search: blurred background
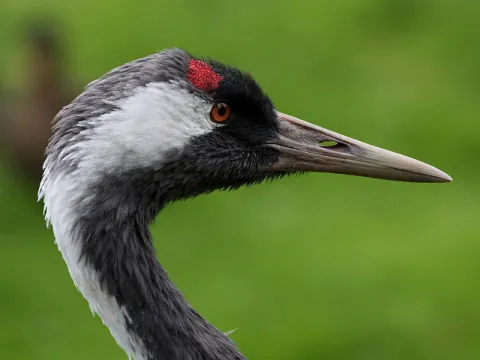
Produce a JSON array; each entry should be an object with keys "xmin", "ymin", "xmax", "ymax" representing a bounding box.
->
[{"xmin": 0, "ymin": 0, "xmax": 479, "ymax": 359}]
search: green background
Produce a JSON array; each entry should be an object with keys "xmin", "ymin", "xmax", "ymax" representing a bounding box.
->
[{"xmin": 0, "ymin": 0, "xmax": 479, "ymax": 359}]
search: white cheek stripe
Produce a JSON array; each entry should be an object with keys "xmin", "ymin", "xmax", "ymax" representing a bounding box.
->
[
  {"xmin": 41, "ymin": 175, "xmax": 144, "ymax": 359},
  {"xmin": 39, "ymin": 81, "xmax": 215, "ymax": 359},
  {"xmin": 69, "ymin": 81, "xmax": 214, "ymax": 186}
]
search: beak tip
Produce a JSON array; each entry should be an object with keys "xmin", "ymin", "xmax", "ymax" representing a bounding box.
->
[
  {"xmin": 428, "ymin": 168, "xmax": 453, "ymax": 183},
  {"xmin": 441, "ymin": 173, "xmax": 453, "ymax": 183}
]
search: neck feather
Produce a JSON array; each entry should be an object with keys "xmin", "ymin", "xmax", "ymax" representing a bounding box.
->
[{"xmin": 42, "ymin": 175, "xmax": 246, "ymax": 360}]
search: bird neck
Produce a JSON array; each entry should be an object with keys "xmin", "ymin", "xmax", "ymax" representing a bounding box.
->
[{"xmin": 45, "ymin": 177, "xmax": 246, "ymax": 360}]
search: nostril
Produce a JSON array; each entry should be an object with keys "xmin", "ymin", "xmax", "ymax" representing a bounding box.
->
[
  {"xmin": 318, "ymin": 140, "xmax": 339, "ymax": 147},
  {"xmin": 318, "ymin": 140, "xmax": 349, "ymax": 152}
]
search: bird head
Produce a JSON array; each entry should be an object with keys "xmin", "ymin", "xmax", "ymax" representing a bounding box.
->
[{"xmin": 45, "ymin": 48, "xmax": 451, "ymax": 218}]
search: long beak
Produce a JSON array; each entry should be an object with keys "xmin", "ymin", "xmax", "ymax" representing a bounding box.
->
[{"xmin": 266, "ymin": 111, "xmax": 452, "ymax": 183}]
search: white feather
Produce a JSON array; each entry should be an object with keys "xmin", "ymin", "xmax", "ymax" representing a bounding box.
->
[{"xmin": 39, "ymin": 81, "xmax": 214, "ymax": 359}]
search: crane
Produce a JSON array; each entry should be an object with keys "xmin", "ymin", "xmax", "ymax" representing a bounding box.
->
[{"xmin": 39, "ymin": 48, "xmax": 451, "ymax": 360}]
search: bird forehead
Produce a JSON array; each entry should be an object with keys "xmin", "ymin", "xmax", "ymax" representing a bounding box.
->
[{"xmin": 187, "ymin": 59, "xmax": 223, "ymax": 92}]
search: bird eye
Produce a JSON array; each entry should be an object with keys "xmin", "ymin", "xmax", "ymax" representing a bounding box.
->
[{"xmin": 210, "ymin": 103, "xmax": 231, "ymax": 123}]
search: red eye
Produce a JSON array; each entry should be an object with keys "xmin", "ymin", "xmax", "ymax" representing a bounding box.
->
[{"xmin": 210, "ymin": 103, "xmax": 231, "ymax": 123}]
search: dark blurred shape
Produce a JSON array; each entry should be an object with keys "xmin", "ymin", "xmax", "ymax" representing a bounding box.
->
[{"xmin": 0, "ymin": 18, "xmax": 76, "ymax": 182}]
